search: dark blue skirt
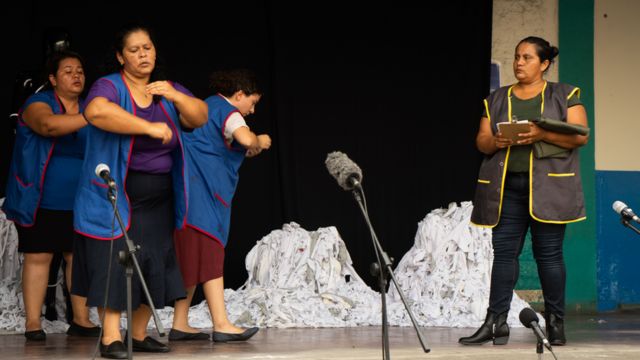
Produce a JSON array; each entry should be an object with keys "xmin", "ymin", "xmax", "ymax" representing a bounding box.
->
[{"xmin": 71, "ymin": 171, "xmax": 186, "ymax": 310}]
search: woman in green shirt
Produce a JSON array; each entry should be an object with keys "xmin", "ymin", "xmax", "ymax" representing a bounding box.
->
[{"xmin": 460, "ymin": 36, "xmax": 589, "ymax": 347}]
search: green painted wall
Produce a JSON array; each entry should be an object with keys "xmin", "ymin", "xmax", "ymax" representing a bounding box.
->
[{"xmin": 559, "ymin": 0, "xmax": 597, "ymax": 312}]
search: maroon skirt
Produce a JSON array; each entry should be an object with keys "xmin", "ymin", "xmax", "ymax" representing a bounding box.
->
[{"xmin": 174, "ymin": 226, "xmax": 225, "ymax": 288}]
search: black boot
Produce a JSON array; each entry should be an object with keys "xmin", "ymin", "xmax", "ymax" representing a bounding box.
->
[
  {"xmin": 459, "ymin": 311, "xmax": 509, "ymax": 345},
  {"xmin": 546, "ymin": 313, "xmax": 566, "ymax": 346}
]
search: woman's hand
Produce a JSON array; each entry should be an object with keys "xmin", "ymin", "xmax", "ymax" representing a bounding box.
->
[
  {"xmin": 516, "ymin": 123, "xmax": 546, "ymax": 145},
  {"xmin": 257, "ymin": 134, "xmax": 272, "ymax": 150},
  {"xmin": 245, "ymin": 148, "xmax": 260, "ymax": 157},
  {"xmin": 146, "ymin": 81, "xmax": 179, "ymax": 101},
  {"xmin": 245, "ymin": 134, "xmax": 272, "ymax": 158},
  {"xmin": 146, "ymin": 122, "xmax": 173, "ymax": 144},
  {"xmin": 148, "ymin": 81, "xmax": 208, "ymax": 129},
  {"xmin": 494, "ymin": 132, "xmax": 513, "ymax": 149}
]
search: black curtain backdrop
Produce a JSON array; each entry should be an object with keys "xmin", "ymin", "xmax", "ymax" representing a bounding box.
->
[{"xmin": 1, "ymin": 2, "xmax": 492, "ymax": 291}]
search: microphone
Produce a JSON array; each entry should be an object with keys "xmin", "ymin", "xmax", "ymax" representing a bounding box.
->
[
  {"xmin": 95, "ymin": 163, "xmax": 116, "ymax": 190},
  {"xmin": 325, "ymin": 151, "xmax": 363, "ymax": 191},
  {"xmin": 613, "ymin": 201, "xmax": 640, "ymax": 224},
  {"xmin": 519, "ymin": 308, "xmax": 552, "ymax": 351}
]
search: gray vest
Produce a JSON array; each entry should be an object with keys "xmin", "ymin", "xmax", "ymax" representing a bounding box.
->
[{"xmin": 470, "ymin": 81, "xmax": 586, "ymax": 227}]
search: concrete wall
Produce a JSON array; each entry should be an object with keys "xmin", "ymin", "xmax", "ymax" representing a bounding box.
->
[
  {"xmin": 594, "ymin": 0, "xmax": 640, "ymax": 171},
  {"xmin": 492, "ymin": 0, "xmax": 558, "ymax": 87}
]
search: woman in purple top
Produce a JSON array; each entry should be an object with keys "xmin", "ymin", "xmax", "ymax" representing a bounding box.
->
[
  {"xmin": 3, "ymin": 50, "xmax": 99, "ymax": 341},
  {"xmin": 71, "ymin": 24, "xmax": 207, "ymax": 359}
]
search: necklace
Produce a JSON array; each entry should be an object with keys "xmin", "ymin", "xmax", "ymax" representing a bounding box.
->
[
  {"xmin": 125, "ymin": 76, "xmax": 149, "ymax": 99},
  {"xmin": 131, "ymin": 84, "xmax": 149, "ymax": 98}
]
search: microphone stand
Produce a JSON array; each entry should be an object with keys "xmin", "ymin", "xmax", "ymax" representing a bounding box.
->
[
  {"xmin": 621, "ymin": 218, "xmax": 640, "ymax": 236},
  {"xmin": 350, "ymin": 183, "xmax": 430, "ymax": 359},
  {"xmin": 536, "ymin": 340, "xmax": 559, "ymax": 360},
  {"xmin": 106, "ymin": 186, "xmax": 165, "ymax": 360},
  {"xmin": 537, "ymin": 340, "xmax": 545, "ymax": 360}
]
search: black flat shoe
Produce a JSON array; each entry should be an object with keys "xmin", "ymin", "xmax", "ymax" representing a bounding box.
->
[
  {"xmin": 24, "ymin": 329, "xmax": 46, "ymax": 341},
  {"xmin": 99, "ymin": 340, "xmax": 127, "ymax": 359},
  {"xmin": 212, "ymin": 327, "xmax": 259, "ymax": 343},
  {"xmin": 169, "ymin": 328, "xmax": 210, "ymax": 341},
  {"xmin": 130, "ymin": 336, "xmax": 170, "ymax": 352},
  {"xmin": 67, "ymin": 321, "xmax": 101, "ymax": 337}
]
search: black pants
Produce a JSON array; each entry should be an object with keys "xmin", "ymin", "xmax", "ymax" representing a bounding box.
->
[{"xmin": 488, "ymin": 172, "xmax": 567, "ymax": 317}]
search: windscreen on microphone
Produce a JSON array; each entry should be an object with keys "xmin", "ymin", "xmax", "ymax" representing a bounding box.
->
[
  {"xmin": 325, "ymin": 151, "xmax": 363, "ymax": 191},
  {"xmin": 95, "ymin": 163, "xmax": 110, "ymax": 178},
  {"xmin": 519, "ymin": 307, "xmax": 539, "ymax": 328},
  {"xmin": 612, "ymin": 200, "xmax": 640, "ymax": 222},
  {"xmin": 95, "ymin": 163, "xmax": 116, "ymax": 190},
  {"xmin": 613, "ymin": 200, "xmax": 629, "ymax": 215}
]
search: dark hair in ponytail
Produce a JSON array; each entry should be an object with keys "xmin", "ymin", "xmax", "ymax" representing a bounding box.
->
[
  {"xmin": 43, "ymin": 50, "xmax": 85, "ymax": 90},
  {"xmin": 517, "ymin": 36, "xmax": 559, "ymax": 73},
  {"xmin": 104, "ymin": 23, "xmax": 167, "ymax": 102}
]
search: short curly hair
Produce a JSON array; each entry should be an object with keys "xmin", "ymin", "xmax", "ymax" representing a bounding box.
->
[{"xmin": 209, "ymin": 69, "xmax": 261, "ymax": 97}]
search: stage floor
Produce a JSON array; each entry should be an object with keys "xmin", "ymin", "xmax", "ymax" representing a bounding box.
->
[{"xmin": 3, "ymin": 311, "xmax": 640, "ymax": 359}]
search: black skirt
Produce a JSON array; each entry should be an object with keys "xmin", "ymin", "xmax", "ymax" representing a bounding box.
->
[
  {"xmin": 71, "ymin": 171, "xmax": 186, "ymax": 310},
  {"xmin": 17, "ymin": 208, "xmax": 75, "ymax": 253}
]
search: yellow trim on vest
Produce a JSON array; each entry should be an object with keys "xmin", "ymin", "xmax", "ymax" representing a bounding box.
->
[
  {"xmin": 540, "ymin": 81, "xmax": 547, "ymax": 114},
  {"xmin": 508, "ymin": 81, "xmax": 548, "ymax": 118},
  {"xmin": 548, "ymin": 173, "xmax": 575, "ymax": 177},
  {"xmin": 567, "ymin": 87, "xmax": 580, "ymax": 100},
  {"xmin": 470, "ymin": 220, "xmax": 495, "ymax": 229},
  {"xmin": 481, "ymin": 147, "xmax": 511, "ymax": 229},
  {"xmin": 507, "ymin": 86, "xmax": 513, "ymax": 119},
  {"xmin": 477, "ymin": 179, "xmax": 490, "ymax": 184},
  {"xmin": 477, "ymin": 89, "xmax": 518, "ymax": 229},
  {"xmin": 484, "ymin": 99, "xmax": 491, "ymax": 121},
  {"xmin": 528, "ymin": 151, "xmax": 587, "ymax": 224}
]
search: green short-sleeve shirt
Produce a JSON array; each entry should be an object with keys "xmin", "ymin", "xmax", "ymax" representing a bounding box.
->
[{"xmin": 482, "ymin": 91, "xmax": 582, "ymax": 173}]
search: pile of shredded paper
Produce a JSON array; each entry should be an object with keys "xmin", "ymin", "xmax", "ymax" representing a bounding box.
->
[{"xmin": 386, "ymin": 201, "xmax": 532, "ymax": 328}]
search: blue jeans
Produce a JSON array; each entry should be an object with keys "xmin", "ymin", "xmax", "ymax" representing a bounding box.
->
[{"xmin": 488, "ymin": 172, "xmax": 566, "ymax": 317}]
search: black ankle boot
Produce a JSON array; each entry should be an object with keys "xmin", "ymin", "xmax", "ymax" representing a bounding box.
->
[
  {"xmin": 546, "ymin": 313, "xmax": 566, "ymax": 346},
  {"xmin": 459, "ymin": 311, "xmax": 509, "ymax": 345},
  {"xmin": 493, "ymin": 311, "xmax": 509, "ymax": 345}
]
